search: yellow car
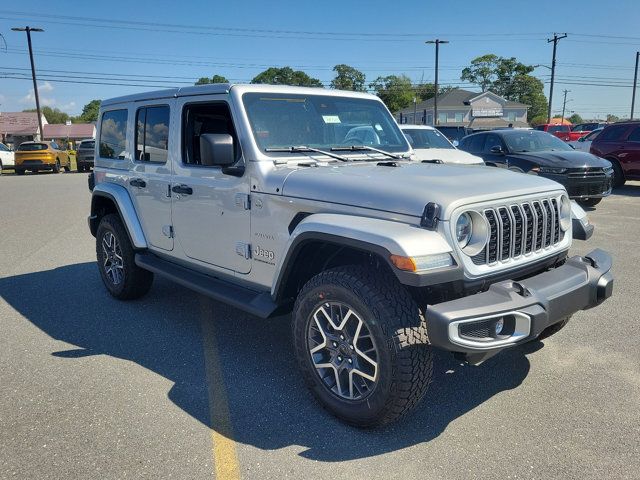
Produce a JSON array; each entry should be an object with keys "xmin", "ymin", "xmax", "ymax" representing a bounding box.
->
[{"xmin": 14, "ymin": 141, "xmax": 71, "ymax": 175}]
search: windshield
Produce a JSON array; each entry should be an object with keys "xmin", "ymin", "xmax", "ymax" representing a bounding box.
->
[
  {"xmin": 584, "ymin": 129, "xmax": 602, "ymax": 141},
  {"xmin": 242, "ymin": 93, "xmax": 409, "ymax": 157},
  {"xmin": 402, "ymin": 128, "xmax": 453, "ymax": 149},
  {"xmin": 17, "ymin": 143, "xmax": 48, "ymax": 151},
  {"xmin": 502, "ymin": 131, "xmax": 573, "ymax": 153},
  {"xmin": 80, "ymin": 141, "xmax": 95, "ymax": 149}
]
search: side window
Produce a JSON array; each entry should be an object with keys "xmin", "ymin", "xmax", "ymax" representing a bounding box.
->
[
  {"xmin": 534, "ymin": 125, "xmax": 545, "ymax": 131},
  {"xmin": 483, "ymin": 134, "xmax": 503, "ymax": 153},
  {"xmin": 182, "ymin": 102, "xmax": 240, "ymax": 166},
  {"xmin": 135, "ymin": 106, "xmax": 170, "ymax": 163},
  {"xmin": 464, "ymin": 135, "xmax": 485, "ymax": 153},
  {"xmin": 100, "ymin": 109, "xmax": 128, "ymax": 159},
  {"xmin": 0, "ymin": 144, "xmax": 7, "ymax": 152},
  {"xmin": 599, "ymin": 125, "xmax": 628, "ymax": 142},
  {"xmin": 628, "ymin": 126, "xmax": 640, "ymax": 142}
]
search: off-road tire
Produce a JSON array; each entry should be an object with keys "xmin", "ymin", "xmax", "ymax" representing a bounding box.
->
[
  {"xmin": 577, "ymin": 198, "xmax": 602, "ymax": 208},
  {"xmin": 96, "ymin": 213, "xmax": 153, "ymax": 300},
  {"xmin": 538, "ymin": 316, "xmax": 571, "ymax": 341},
  {"xmin": 292, "ymin": 265, "xmax": 433, "ymax": 427}
]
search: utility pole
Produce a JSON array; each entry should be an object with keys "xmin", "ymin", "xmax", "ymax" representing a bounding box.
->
[
  {"xmin": 631, "ymin": 51, "xmax": 639, "ymax": 120},
  {"xmin": 561, "ymin": 89, "xmax": 571, "ymax": 122},
  {"xmin": 426, "ymin": 39, "xmax": 449, "ymax": 125},
  {"xmin": 11, "ymin": 26, "xmax": 45, "ymax": 140},
  {"xmin": 547, "ymin": 33, "xmax": 567, "ymax": 123}
]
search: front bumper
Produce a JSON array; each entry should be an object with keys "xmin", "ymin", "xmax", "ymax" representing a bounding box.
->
[
  {"xmin": 542, "ymin": 172, "xmax": 612, "ymax": 199},
  {"xmin": 425, "ymin": 249, "xmax": 613, "ymax": 363}
]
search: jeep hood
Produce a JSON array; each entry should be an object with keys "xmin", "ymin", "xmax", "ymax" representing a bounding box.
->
[{"xmin": 281, "ymin": 162, "xmax": 563, "ymax": 218}]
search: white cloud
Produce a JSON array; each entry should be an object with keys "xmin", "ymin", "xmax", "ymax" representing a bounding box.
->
[
  {"xmin": 20, "ymin": 81, "xmax": 55, "ymax": 104},
  {"xmin": 39, "ymin": 81, "xmax": 54, "ymax": 92}
]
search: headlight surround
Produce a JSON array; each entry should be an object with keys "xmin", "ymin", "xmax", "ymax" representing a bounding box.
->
[
  {"xmin": 456, "ymin": 213, "xmax": 473, "ymax": 248},
  {"xmin": 537, "ymin": 166, "xmax": 567, "ymax": 174},
  {"xmin": 455, "ymin": 211, "xmax": 489, "ymax": 256},
  {"xmin": 559, "ymin": 195, "xmax": 572, "ymax": 231}
]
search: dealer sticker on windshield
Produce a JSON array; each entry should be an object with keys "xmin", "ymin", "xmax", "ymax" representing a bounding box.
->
[{"xmin": 322, "ymin": 115, "xmax": 341, "ymax": 124}]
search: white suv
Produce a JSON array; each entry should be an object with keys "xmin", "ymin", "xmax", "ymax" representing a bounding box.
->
[
  {"xmin": 400, "ymin": 125, "xmax": 483, "ymax": 165},
  {"xmin": 0, "ymin": 142, "xmax": 15, "ymax": 171}
]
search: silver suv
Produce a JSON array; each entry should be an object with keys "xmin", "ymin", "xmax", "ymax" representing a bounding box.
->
[{"xmin": 88, "ymin": 84, "xmax": 613, "ymax": 427}]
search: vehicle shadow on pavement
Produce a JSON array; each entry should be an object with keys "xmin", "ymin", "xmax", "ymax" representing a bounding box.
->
[
  {"xmin": 1, "ymin": 262, "xmax": 538, "ymax": 462},
  {"xmin": 610, "ymin": 183, "xmax": 640, "ymax": 198}
]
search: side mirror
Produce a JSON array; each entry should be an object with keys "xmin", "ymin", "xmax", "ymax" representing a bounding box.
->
[
  {"xmin": 490, "ymin": 145, "xmax": 504, "ymax": 154},
  {"xmin": 200, "ymin": 133, "xmax": 235, "ymax": 166},
  {"xmin": 452, "ymin": 140, "xmax": 459, "ymax": 147}
]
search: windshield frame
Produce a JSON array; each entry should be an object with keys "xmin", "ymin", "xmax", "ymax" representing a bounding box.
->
[
  {"xmin": 502, "ymin": 130, "xmax": 574, "ymax": 153},
  {"xmin": 240, "ymin": 91, "xmax": 411, "ymax": 161}
]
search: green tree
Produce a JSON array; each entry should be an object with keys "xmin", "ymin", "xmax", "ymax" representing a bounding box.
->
[
  {"xmin": 251, "ymin": 67, "xmax": 323, "ymax": 87},
  {"xmin": 606, "ymin": 114, "xmax": 620, "ymax": 123},
  {"xmin": 330, "ymin": 64, "xmax": 366, "ymax": 91},
  {"xmin": 568, "ymin": 113, "xmax": 584, "ymax": 124},
  {"xmin": 195, "ymin": 74, "xmax": 230, "ymax": 85},
  {"xmin": 506, "ymin": 75, "xmax": 548, "ymax": 121},
  {"xmin": 369, "ymin": 75, "xmax": 415, "ymax": 112},
  {"xmin": 460, "ymin": 54, "xmax": 499, "ymax": 92},
  {"xmin": 23, "ymin": 106, "xmax": 69, "ymax": 124},
  {"xmin": 78, "ymin": 100, "xmax": 101, "ymax": 123}
]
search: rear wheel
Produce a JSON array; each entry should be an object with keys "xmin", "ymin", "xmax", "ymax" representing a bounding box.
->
[
  {"xmin": 292, "ymin": 265, "xmax": 433, "ymax": 427},
  {"xmin": 577, "ymin": 198, "xmax": 602, "ymax": 207},
  {"xmin": 63, "ymin": 161, "xmax": 71, "ymax": 172},
  {"xmin": 609, "ymin": 159, "xmax": 625, "ymax": 188},
  {"xmin": 16, "ymin": 169, "xmax": 25, "ymax": 175},
  {"xmin": 77, "ymin": 164, "xmax": 84, "ymax": 173},
  {"xmin": 96, "ymin": 214, "xmax": 153, "ymax": 300}
]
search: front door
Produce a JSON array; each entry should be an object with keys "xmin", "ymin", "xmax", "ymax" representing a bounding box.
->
[
  {"xmin": 127, "ymin": 102, "xmax": 174, "ymax": 251},
  {"xmin": 170, "ymin": 98, "xmax": 251, "ymax": 274}
]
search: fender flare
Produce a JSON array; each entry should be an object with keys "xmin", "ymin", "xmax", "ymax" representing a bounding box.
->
[
  {"xmin": 271, "ymin": 213, "xmax": 460, "ymax": 300},
  {"xmin": 89, "ymin": 182, "xmax": 148, "ymax": 249}
]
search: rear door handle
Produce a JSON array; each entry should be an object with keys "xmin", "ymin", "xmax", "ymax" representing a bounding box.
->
[
  {"xmin": 129, "ymin": 178, "xmax": 146, "ymax": 188},
  {"xmin": 171, "ymin": 184, "xmax": 193, "ymax": 195}
]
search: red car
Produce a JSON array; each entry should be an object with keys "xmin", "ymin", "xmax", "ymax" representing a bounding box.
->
[
  {"xmin": 534, "ymin": 123, "xmax": 572, "ymax": 141},
  {"xmin": 567, "ymin": 122, "xmax": 608, "ymax": 142},
  {"xmin": 590, "ymin": 121, "xmax": 640, "ymax": 187}
]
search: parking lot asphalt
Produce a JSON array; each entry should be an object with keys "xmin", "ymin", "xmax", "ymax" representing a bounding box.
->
[{"xmin": 1, "ymin": 171, "xmax": 639, "ymax": 480}]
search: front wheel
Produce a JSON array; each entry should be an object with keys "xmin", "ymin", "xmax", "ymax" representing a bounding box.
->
[
  {"xmin": 52, "ymin": 160, "xmax": 60, "ymax": 173},
  {"xmin": 577, "ymin": 198, "xmax": 602, "ymax": 208},
  {"xmin": 292, "ymin": 266, "xmax": 433, "ymax": 427},
  {"xmin": 96, "ymin": 214, "xmax": 153, "ymax": 300}
]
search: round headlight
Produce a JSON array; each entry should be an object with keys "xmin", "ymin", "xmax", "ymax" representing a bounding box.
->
[
  {"xmin": 456, "ymin": 213, "xmax": 473, "ymax": 248},
  {"xmin": 559, "ymin": 195, "xmax": 571, "ymax": 231}
]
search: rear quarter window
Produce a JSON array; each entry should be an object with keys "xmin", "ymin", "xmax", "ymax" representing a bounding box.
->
[
  {"xmin": 597, "ymin": 125, "xmax": 629, "ymax": 142},
  {"xmin": 99, "ymin": 109, "xmax": 128, "ymax": 159}
]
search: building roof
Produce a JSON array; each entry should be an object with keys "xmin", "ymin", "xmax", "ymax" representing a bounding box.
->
[
  {"xmin": 0, "ymin": 112, "xmax": 46, "ymax": 135},
  {"xmin": 397, "ymin": 88, "xmax": 528, "ymax": 114},
  {"xmin": 43, "ymin": 123, "xmax": 95, "ymax": 139}
]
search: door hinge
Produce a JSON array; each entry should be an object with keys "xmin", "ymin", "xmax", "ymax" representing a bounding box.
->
[
  {"xmin": 162, "ymin": 225, "xmax": 174, "ymax": 238},
  {"xmin": 235, "ymin": 193, "xmax": 251, "ymax": 210},
  {"xmin": 236, "ymin": 242, "xmax": 251, "ymax": 259}
]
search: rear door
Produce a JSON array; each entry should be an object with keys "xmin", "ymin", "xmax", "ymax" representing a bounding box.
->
[
  {"xmin": 623, "ymin": 125, "xmax": 640, "ymax": 177},
  {"xmin": 127, "ymin": 102, "xmax": 174, "ymax": 251}
]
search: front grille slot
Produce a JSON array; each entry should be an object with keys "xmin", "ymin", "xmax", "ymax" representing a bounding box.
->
[{"xmin": 471, "ymin": 196, "xmax": 563, "ymax": 267}]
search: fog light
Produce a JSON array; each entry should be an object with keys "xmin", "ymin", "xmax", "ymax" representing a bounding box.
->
[{"xmin": 494, "ymin": 317, "xmax": 505, "ymax": 335}]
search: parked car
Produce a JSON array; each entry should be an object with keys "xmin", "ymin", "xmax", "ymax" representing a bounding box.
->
[
  {"xmin": 590, "ymin": 121, "xmax": 640, "ymax": 187},
  {"xmin": 87, "ymin": 84, "xmax": 613, "ymax": 427},
  {"xmin": 568, "ymin": 127, "xmax": 603, "ymax": 152},
  {"xmin": 434, "ymin": 126, "xmax": 473, "ymax": 145},
  {"xmin": 0, "ymin": 142, "xmax": 15, "ymax": 171},
  {"xmin": 459, "ymin": 129, "xmax": 613, "ymax": 207},
  {"xmin": 400, "ymin": 125, "xmax": 483, "ymax": 164},
  {"xmin": 568, "ymin": 122, "xmax": 608, "ymax": 142},
  {"xmin": 14, "ymin": 141, "xmax": 71, "ymax": 175},
  {"xmin": 534, "ymin": 123, "xmax": 572, "ymax": 141},
  {"xmin": 76, "ymin": 139, "xmax": 95, "ymax": 172}
]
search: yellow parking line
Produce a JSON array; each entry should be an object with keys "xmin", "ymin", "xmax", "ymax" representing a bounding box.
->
[{"xmin": 200, "ymin": 298, "xmax": 241, "ymax": 480}]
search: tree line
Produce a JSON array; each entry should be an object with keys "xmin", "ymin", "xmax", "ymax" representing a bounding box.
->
[{"xmin": 23, "ymin": 99, "xmax": 102, "ymax": 124}]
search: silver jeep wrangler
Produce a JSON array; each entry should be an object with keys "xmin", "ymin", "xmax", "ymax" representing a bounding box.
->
[{"xmin": 88, "ymin": 84, "xmax": 613, "ymax": 427}]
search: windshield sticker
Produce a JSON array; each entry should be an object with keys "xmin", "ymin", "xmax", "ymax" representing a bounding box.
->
[
  {"xmin": 322, "ymin": 115, "xmax": 341, "ymax": 124},
  {"xmin": 374, "ymin": 124, "xmax": 383, "ymax": 131}
]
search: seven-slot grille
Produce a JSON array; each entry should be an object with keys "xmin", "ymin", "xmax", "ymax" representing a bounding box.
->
[{"xmin": 471, "ymin": 198, "xmax": 564, "ymax": 266}]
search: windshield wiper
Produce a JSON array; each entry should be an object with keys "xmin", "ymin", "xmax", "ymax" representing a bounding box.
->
[
  {"xmin": 331, "ymin": 145, "xmax": 402, "ymax": 160},
  {"xmin": 265, "ymin": 146, "xmax": 349, "ymax": 162}
]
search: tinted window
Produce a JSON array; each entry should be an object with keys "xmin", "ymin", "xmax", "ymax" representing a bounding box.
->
[
  {"xmin": 483, "ymin": 134, "xmax": 503, "ymax": 153},
  {"xmin": 136, "ymin": 106, "xmax": 169, "ymax": 163},
  {"xmin": 598, "ymin": 125, "xmax": 629, "ymax": 142},
  {"xmin": 0, "ymin": 143, "xmax": 9, "ymax": 152},
  {"xmin": 583, "ymin": 129, "xmax": 602, "ymax": 141},
  {"xmin": 402, "ymin": 128, "xmax": 453, "ymax": 149},
  {"xmin": 51, "ymin": 142, "xmax": 59, "ymax": 150},
  {"xmin": 628, "ymin": 126, "xmax": 640, "ymax": 142},
  {"xmin": 79, "ymin": 140, "xmax": 95, "ymax": 149},
  {"xmin": 534, "ymin": 125, "xmax": 545, "ymax": 131},
  {"xmin": 461, "ymin": 134, "xmax": 485, "ymax": 153},
  {"xmin": 502, "ymin": 130, "xmax": 572, "ymax": 152},
  {"xmin": 17, "ymin": 143, "xmax": 48, "ymax": 151},
  {"xmin": 547, "ymin": 125, "xmax": 570, "ymax": 133},
  {"xmin": 100, "ymin": 109, "xmax": 128, "ymax": 159}
]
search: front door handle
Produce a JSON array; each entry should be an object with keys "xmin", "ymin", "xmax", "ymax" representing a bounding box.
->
[
  {"xmin": 129, "ymin": 178, "xmax": 146, "ymax": 188},
  {"xmin": 171, "ymin": 184, "xmax": 193, "ymax": 195}
]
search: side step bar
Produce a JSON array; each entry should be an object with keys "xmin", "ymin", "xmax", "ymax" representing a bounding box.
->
[{"xmin": 135, "ymin": 252, "xmax": 282, "ymax": 319}]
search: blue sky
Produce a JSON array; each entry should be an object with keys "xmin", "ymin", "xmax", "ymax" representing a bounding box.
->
[{"xmin": 1, "ymin": 0, "xmax": 639, "ymax": 120}]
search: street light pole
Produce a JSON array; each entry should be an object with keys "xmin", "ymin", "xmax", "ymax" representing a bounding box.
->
[
  {"xmin": 561, "ymin": 89, "xmax": 571, "ymax": 122},
  {"xmin": 11, "ymin": 26, "xmax": 45, "ymax": 141},
  {"xmin": 631, "ymin": 51, "xmax": 639, "ymax": 120},
  {"xmin": 426, "ymin": 39, "xmax": 449, "ymax": 126},
  {"xmin": 547, "ymin": 33, "xmax": 567, "ymax": 124}
]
